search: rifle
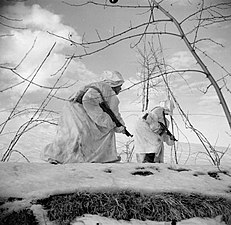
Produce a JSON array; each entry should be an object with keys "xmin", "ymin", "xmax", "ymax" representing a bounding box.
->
[
  {"xmin": 158, "ymin": 121, "xmax": 177, "ymax": 142},
  {"xmin": 99, "ymin": 101, "xmax": 133, "ymax": 137}
]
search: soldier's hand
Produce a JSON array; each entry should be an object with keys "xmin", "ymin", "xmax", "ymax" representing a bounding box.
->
[
  {"xmin": 115, "ymin": 126, "xmax": 126, "ymax": 134},
  {"xmin": 169, "ymin": 134, "xmax": 177, "ymax": 141},
  {"xmin": 157, "ymin": 126, "xmax": 165, "ymax": 135}
]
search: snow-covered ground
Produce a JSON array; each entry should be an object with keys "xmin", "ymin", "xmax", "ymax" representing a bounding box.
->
[
  {"xmin": 0, "ymin": 118, "xmax": 231, "ymax": 225},
  {"xmin": 0, "ymin": 162, "xmax": 231, "ymax": 225}
]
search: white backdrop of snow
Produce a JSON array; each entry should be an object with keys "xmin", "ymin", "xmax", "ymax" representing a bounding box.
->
[{"xmin": 0, "ymin": 162, "xmax": 231, "ymax": 225}]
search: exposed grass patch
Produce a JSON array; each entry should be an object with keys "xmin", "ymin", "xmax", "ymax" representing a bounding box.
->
[
  {"xmin": 36, "ymin": 190, "xmax": 231, "ymax": 225},
  {"xmin": 0, "ymin": 208, "xmax": 38, "ymax": 225},
  {"xmin": 168, "ymin": 167, "xmax": 191, "ymax": 172},
  {"xmin": 131, "ymin": 170, "xmax": 153, "ymax": 176}
]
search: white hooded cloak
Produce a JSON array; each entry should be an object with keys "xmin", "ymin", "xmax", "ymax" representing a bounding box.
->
[
  {"xmin": 41, "ymin": 71, "xmax": 125, "ymax": 163},
  {"xmin": 134, "ymin": 105, "xmax": 174, "ymax": 163}
]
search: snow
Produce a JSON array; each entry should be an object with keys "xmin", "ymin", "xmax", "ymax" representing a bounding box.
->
[
  {"xmin": 71, "ymin": 214, "xmax": 226, "ymax": 225},
  {"xmin": 0, "ymin": 162, "xmax": 231, "ymax": 225},
  {"xmin": 2, "ymin": 162, "xmax": 231, "ymax": 200},
  {"xmin": 0, "ymin": 121, "xmax": 231, "ymax": 224}
]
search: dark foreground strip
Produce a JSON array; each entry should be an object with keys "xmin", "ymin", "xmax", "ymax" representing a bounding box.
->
[
  {"xmin": 0, "ymin": 208, "xmax": 38, "ymax": 225},
  {"xmin": 36, "ymin": 190, "xmax": 231, "ymax": 225}
]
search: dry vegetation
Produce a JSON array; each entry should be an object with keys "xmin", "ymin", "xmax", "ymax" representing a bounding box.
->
[{"xmin": 32, "ymin": 190, "xmax": 231, "ymax": 225}]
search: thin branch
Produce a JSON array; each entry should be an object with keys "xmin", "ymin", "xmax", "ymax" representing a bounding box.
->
[
  {"xmin": 192, "ymin": 0, "xmax": 204, "ymax": 49},
  {"xmin": 0, "ymin": 43, "xmax": 57, "ymax": 137},
  {"xmin": 8, "ymin": 150, "xmax": 30, "ymax": 163},
  {"xmin": 47, "ymin": 19, "xmax": 172, "ymax": 47},
  {"xmin": 0, "ymin": 21, "xmax": 26, "ymax": 30},
  {"xmin": 14, "ymin": 37, "xmax": 37, "ymax": 70}
]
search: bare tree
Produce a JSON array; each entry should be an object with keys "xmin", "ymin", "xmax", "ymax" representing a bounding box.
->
[
  {"xmin": 136, "ymin": 38, "xmax": 163, "ymax": 112},
  {"xmin": 135, "ymin": 32, "xmax": 229, "ymax": 165},
  {"xmin": 62, "ymin": 0, "xmax": 231, "ymax": 130}
]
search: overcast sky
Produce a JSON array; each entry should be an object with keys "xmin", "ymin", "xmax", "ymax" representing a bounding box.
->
[{"xmin": 0, "ymin": 0, "xmax": 231, "ymax": 147}]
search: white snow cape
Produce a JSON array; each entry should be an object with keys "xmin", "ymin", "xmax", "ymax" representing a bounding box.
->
[{"xmin": 41, "ymin": 82, "xmax": 125, "ymax": 163}]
